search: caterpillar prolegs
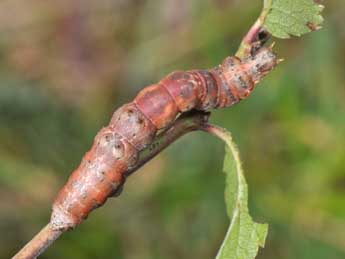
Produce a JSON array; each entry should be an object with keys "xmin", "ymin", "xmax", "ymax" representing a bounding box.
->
[{"xmin": 51, "ymin": 47, "xmax": 279, "ymax": 230}]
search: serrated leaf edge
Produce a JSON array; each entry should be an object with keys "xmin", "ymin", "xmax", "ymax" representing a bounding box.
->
[{"xmin": 215, "ymin": 129, "xmax": 268, "ymax": 259}]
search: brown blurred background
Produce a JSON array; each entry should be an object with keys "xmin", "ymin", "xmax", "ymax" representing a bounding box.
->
[{"xmin": 0, "ymin": 0, "xmax": 344, "ymax": 258}]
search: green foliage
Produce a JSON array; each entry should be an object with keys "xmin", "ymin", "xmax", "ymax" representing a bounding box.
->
[
  {"xmin": 216, "ymin": 130, "xmax": 268, "ymax": 259},
  {"xmin": 263, "ymin": 0, "xmax": 324, "ymax": 38}
]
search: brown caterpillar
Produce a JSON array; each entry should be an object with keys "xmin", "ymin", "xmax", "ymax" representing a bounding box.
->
[{"xmin": 51, "ymin": 47, "xmax": 279, "ymax": 230}]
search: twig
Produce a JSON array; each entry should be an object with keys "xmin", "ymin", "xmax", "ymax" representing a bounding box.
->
[
  {"xmin": 12, "ymin": 224, "xmax": 63, "ymax": 259},
  {"xmin": 127, "ymin": 111, "xmax": 210, "ymax": 177},
  {"xmin": 236, "ymin": 0, "xmax": 272, "ymax": 58},
  {"xmin": 12, "ymin": 111, "xmax": 210, "ymax": 259}
]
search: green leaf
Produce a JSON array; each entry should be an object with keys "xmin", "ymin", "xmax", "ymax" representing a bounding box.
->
[
  {"xmin": 263, "ymin": 0, "xmax": 324, "ymax": 39},
  {"xmin": 216, "ymin": 130, "xmax": 268, "ymax": 259}
]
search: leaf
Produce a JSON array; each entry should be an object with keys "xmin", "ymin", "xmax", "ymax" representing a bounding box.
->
[
  {"xmin": 216, "ymin": 130, "xmax": 268, "ymax": 259},
  {"xmin": 263, "ymin": 0, "xmax": 324, "ymax": 39}
]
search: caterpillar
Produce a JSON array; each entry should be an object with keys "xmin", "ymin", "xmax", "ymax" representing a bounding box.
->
[{"xmin": 51, "ymin": 46, "xmax": 279, "ymax": 230}]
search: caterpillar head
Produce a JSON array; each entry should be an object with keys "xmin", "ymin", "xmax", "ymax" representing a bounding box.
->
[
  {"xmin": 244, "ymin": 46, "xmax": 280, "ymax": 84},
  {"xmin": 220, "ymin": 46, "xmax": 280, "ymax": 101}
]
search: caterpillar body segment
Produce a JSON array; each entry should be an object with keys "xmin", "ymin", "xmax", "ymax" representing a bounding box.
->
[{"xmin": 51, "ymin": 47, "xmax": 279, "ymax": 230}]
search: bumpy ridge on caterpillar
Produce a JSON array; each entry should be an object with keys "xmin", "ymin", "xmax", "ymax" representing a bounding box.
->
[{"xmin": 51, "ymin": 47, "xmax": 278, "ymax": 230}]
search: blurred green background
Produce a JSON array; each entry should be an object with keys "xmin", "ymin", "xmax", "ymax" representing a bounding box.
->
[{"xmin": 0, "ymin": 0, "xmax": 344, "ymax": 258}]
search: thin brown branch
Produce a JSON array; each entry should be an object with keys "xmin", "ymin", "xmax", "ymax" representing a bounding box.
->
[
  {"xmin": 126, "ymin": 111, "xmax": 210, "ymax": 177},
  {"xmin": 12, "ymin": 111, "xmax": 210, "ymax": 259},
  {"xmin": 12, "ymin": 224, "xmax": 63, "ymax": 259}
]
